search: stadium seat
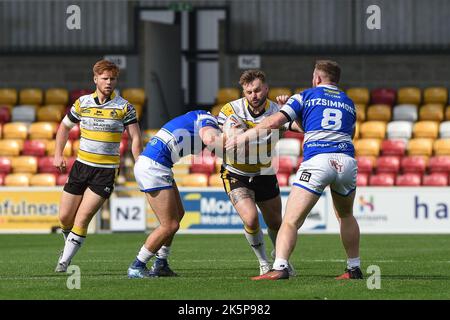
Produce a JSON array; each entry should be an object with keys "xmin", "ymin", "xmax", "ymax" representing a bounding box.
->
[
  {"xmin": 0, "ymin": 173, "xmax": 4, "ymax": 186},
  {"xmin": 4, "ymin": 173, "xmax": 30, "ymax": 186},
  {"xmin": 346, "ymin": 88, "xmax": 370, "ymax": 105},
  {"xmin": 0, "ymin": 106, "xmax": 11, "ymax": 123},
  {"xmin": 0, "ymin": 88, "xmax": 18, "ymax": 105},
  {"xmin": 381, "ymin": 139, "xmax": 407, "ymax": 156},
  {"xmin": 30, "ymin": 173, "xmax": 56, "ymax": 186},
  {"xmin": 376, "ymin": 156, "xmax": 400, "ymax": 174},
  {"xmin": 392, "ymin": 104, "xmax": 418, "ymax": 122},
  {"xmin": 11, "ymin": 156, "xmax": 38, "ymax": 173},
  {"xmin": 397, "ymin": 87, "xmax": 421, "ymax": 105},
  {"xmin": 215, "ymin": 157, "xmax": 223, "ymax": 173},
  {"xmin": 428, "ymin": 156, "xmax": 450, "ymax": 173},
  {"xmin": 419, "ymin": 103, "xmax": 444, "ymax": 122},
  {"xmin": 29, "ymin": 122, "xmax": 57, "ymax": 139},
  {"xmin": 122, "ymin": 88, "xmax": 146, "ymax": 105},
  {"xmin": 276, "ymin": 173, "xmax": 289, "ymax": 187},
  {"xmin": 369, "ymin": 173, "xmax": 395, "ymax": 186},
  {"xmin": 422, "ymin": 173, "xmax": 448, "ymax": 186},
  {"xmin": 272, "ymin": 156, "xmax": 295, "ymax": 174},
  {"xmin": 11, "ymin": 105, "xmax": 36, "ymax": 123},
  {"xmin": 47, "ymin": 140, "xmax": 72, "ymax": 157},
  {"xmin": 216, "ymin": 88, "xmax": 240, "ymax": 104},
  {"xmin": 446, "ymin": 106, "xmax": 450, "ymax": 121},
  {"xmin": 354, "ymin": 121, "xmax": 360, "ymax": 139},
  {"xmin": 360, "ymin": 121, "xmax": 386, "ymax": 139},
  {"xmin": 356, "ymin": 156, "xmax": 376, "ymax": 173},
  {"xmin": 2, "ymin": 122, "xmax": 28, "ymax": 139},
  {"xmin": 356, "ymin": 173, "xmax": 369, "ymax": 186},
  {"xmin": 366, "ymin": 104, "xmax": 391, "ymax": 122},
  {"xmin": 0, "ymin": 140, "xmax": 21, "ymax": 156},
  {"xmin": 0, "ymin": 123, "xmax": 1, "ymax": 139},
  {"xmin": 423, "ymin": 87, "xmax": 448, "ymax": 105},
  {"xmin": 354, "ymin": 139, "xmax": 381, "ymax": 157},
  {"xmin": 210, "ymin": 105, "xmax": 223, "ymax": 116},
  {"xmin": 179, "ymin": 173, "xmax": 208, "ymax": 187},
  {"xmin": 433, "ymin": 139, "xmax": 450, "ymax": 156},
  {"xmin": 208, "ymin": 173, "xmax": 223, "ymax": 187},
  {"xmin": 45, "ymin": 88, "xmax": 69, "ymax": 105},
  {"xmin": 413, "ymin": 121, "xmax": 439, "ymax": 139},
  {"xmin": 56, "ymin": 173, "xmax": 69, "ymax": 185},
  {"xmin": 401, "ymin": 156, "xmax": 427, "ymax": 174},
  {"xmin": 37, "ymin": 105, "xmax": 64, "ymax": 122},
  {"xmin": 439, "ymin": 121, "xmax": 450, "ymax": 138},
  {"xmin": 268, "ymin": 88, "xmax": 292, "ymax": 101},
  {"xmin": 68, "ymin": 125, "xmax": 80, "ymax": 140},
  {"xmin": 22, "ymin": 140, "xmax": 47, "ymax": 157},
  {"xmin": 0, "ymin": 157, "xmax": 12, "ymax": 174},
  {"xmin": 355, "ymin": 104, "xmax": 366, "ymax": 122},
  {"xmin": 396, "ymin": 173, "xmax": 421, "ymax": 186},
  {"xmin": 69, "ymin": 89, "xmax": 91, "ymax": 105},
  {"xmin": 407, "ymin": 138, "xmax": 433, "ymax": 156},
  {"xmin": 283, "ymin": 130, "xmax": 304, "ymax": 142},
  {"xmin": 275, "ymin": 138, "xmax": 301, "ymax": 157},
  {"xmin": 71, "ymin": 139, "xmax": 79, "ymax": 156},
  {"xmin": 386, "ymin": 121, "xmax": 413, "ymax": 140},
  {"xmin": 19, "ymin": 88, "xmax": 43, "ymax": 105},
  {"xmin": 38, "ymin": 156, "xmax": 57, "ymax": 173},
  {"xmin": 370, "ymin": 88, "xmax": 396, "ymax": 106},
  {"xmin": 190, "ymin": 156, "xmax": 216, "ymax": 174}
]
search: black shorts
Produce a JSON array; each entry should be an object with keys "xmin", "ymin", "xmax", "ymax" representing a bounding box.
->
[
  {"xmin": 63, "ymin": 161, "xmax": 119, "ymax": 199},
  {"xmin": 220, "ymin": 166, "xmax": 280, "ymax": 202}
]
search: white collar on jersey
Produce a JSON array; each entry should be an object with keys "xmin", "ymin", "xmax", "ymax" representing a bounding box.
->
[{"xmin": 317, "ymin": 84, "xmax": 339, "ymax": 90}]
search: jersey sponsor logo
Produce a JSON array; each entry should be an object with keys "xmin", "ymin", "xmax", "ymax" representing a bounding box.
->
[
  {"xmin": 110, "ymin": 110, "xmax": 118, "ymax": 118},
  {"xmin": 161, "ymin": 175, "xmax": 174, "ymax": 183},
  {"xmin": 299, "ymin": 171, "xmax": 311, "ymax": 182},
  {"xmin": 329, "ymin": 159, "xmax": 344, "ymax": 173},
  {"xmin": 150, "ymin": 138, "xmax": 157, "ymax": 146},
  {"xmin": 95, "ymin": 110, "xmax": 103, "ymax": 116},
  {"xmin": 81, "ymin": 108, "xmax": 91, "ymax": 114},
  {"xmin": 338, "ymin": 142, "xmax": 348, "ymax": 150}
]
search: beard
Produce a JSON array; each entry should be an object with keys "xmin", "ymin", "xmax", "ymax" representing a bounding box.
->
[{"xmin": 249, "ymin": 97, "xmax": 266, "ymax": 109}]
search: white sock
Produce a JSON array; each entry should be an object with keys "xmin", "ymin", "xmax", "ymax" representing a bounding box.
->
[
  {"xmin": 273, "ymin": 258, "xmax": 289, "ymax": 271},
  {"xmin": 60, "ymin": 232, "xmax": 85, "ymax": 264},
  {"xmin": 244, "ymin": 228, "xmax": 269, "ymax": 265},
  {"xmin": 137, "ymin": 245, "xmax": 155, "ymax": 264},
  {"xmin": 347, "ymin": 257, "xmax": 360, "ymax": 269},
  {"xmin": 156, "ymin": 245, "xmax": 170, "ymax": 260}
]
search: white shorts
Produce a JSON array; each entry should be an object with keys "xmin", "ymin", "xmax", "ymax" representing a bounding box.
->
[
  {"xmin": 134, "ymin": 156, "xmax": 174, "ymax": 192},
  {"xmin": 292, "ymin": 153, "xmax": 357, "ymax": 196}
]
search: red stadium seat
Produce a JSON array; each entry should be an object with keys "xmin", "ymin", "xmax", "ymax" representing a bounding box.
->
[
  {"xmin": 68, "ymin": 125, "xmax": 80, "ymax": 140},
  {"xmin": 272, "ymin": 156, "xmax": 295, "ymax": 174},
  {"xmin": 22, "ymin": 140, "xmax": 47, "ymax": 157},
  {"xmin": 70, "ymin": 89, "xmax": 91, "ymax": 105},
  {"xmin": 401, "ymin": 156, "xmax": 427, "ymax": 174},
  {"xmin": 283, "ymin": 130, "xmax": 304, "ymax": 142},
  {"xmin": 428, "ymin": 156, "xmax": 450, "ymax": 173},
  {"xmin": 369, "ymin": 173, "xmax": 395, "ymax": 186},
  {"xmin": 38, "ymin": 156, "xmax": 58, "ymax": 173},
  {"xmin": 396, "ymin": 173, "xmax": 421, "ymax": 186},
  {"xmin": 376, "ymin": 156, "xmax": 400, "ymax": 174},
  {"xmin": 190, "ymin": 156, "xmax": 216, "ymax": 174},
  {"xmin": 356, "ymin": 156, "xmax": 375, "ymax": 173},
  {"xmin": 356, "ymin": 173, "xmax": 369, "ymax": 186},
  {"xmin": 57, "ymin": 173, "xmax": 69, "ymax": 186},
  {"xmin": 371, "ymin": 88, "xmax": 396, "ymax": 106},
  {"xmin": 422, "ymin": 173, "xmax": 448, "ymax": 186},
  {"xmin": 0, "ymin": 106, "xmax": 11, "ymax": 123},
  {"xmin": 276, "ymin": 173, "xmax": 289, "ymax": 187},
  {"xmin": 381, "ymin": 139, "xmax": 406, "ymax": 156},
  {"xmin": 0, "ymin": 157, "xmax": 12, "ymax": 174}
]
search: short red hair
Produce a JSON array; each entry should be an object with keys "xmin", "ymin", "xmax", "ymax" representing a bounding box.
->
[{"xmin": 93, "ymin": 60, "xmax": 119, "ymax": 77}]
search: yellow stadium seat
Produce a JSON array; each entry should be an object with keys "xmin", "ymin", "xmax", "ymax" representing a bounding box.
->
[
  {"xmin": 433, "ymin": 139, "xmax": 450, "ymax": 156},
  {"xmin": 47, "ymin": 140, "xmax": 72, "ymax": 157},
  {"xmin": 11, "ymin": 156, "xmax": 38, "ymax": 173},
  {"xmin": 413, "ymin": 121, "xmax": 439, "ymax": 139},
  {"xmin": 37, "ymin": 105, "xmax": 64, "ymax": 122},
  {"xmin": 355, "ymin": 104, "xmax": 366, "ymax": 122},
  {"xmin": 216, "ymin": 88, "xmax": 240, "ymax": 104},
  {"xmin": 30, "ymin": 173, "xmax": 56, "ymax": 186},
  {"xmin": 397, "ymin": 87, "xmax": 421, "ymax": 105},
  {"xmin": 5, "ymin": 173, "xmax": 30, "ymax": 186},
  {"xmin": 408, "ymin": 138, "xmax": 434, "ymax": 156},
  {"xmin": 424, "ymin": 87, "xmax": 448, "ymax": 105},
  {"xmin": 215, "ymin": 157, "xmax": 223, "ymax": 173},
  {"xmin": 133, "ymin": 104, "xmax": 142, "ymax": 119},
  {"xmin": 366, "ymin": 104, "xmax": 391, "ymax": 122},
  {"xmin": 0, "ymin": 88, "xmax": 18, "ymax": 105},
  {"xmin": 29, "ymin": 122, "xmax": 57, "ymax": 140},
  {"xmin": 0, "ymin": 140, "xmax": 21, "ymax": 156},
  {"xmin": 354, "ymin": 139, "xmax": 381, "ymax": 157},
  {"xmin": 419, "ymin": 103, "xmax": 444, "ymax": 121},
  {"xmin": 446, "ymin": 106, "xmax": 450, "ymax": 121},
  {"xmin": 268, "ymin": 87, "xmax": 292, "ymax": 101},
  {"xmin": 2, "ymin": 122, "xmax": 28, "ymax": 139},
  {"xmin": 122, "ymin": 88, "xmax": 146, "ymax": 105},
  {"xmin": 354, "ymin": 122, "xmax": 360, "ymax": 140},
  {"xmin": 45, "ymin": 88, "xmax": 69, "ymax": 105},
  {"xmin": 360, "ymin": 121, "xmax": 386, "ymax": 139},
  {"xmin": 19, "ymin": 88, "xmax": 43, "ymax": 105},
  {"xmin": 179, "ymin": 173, "xmax": 208, "ymax": 187},
  {"xmin": 208, "ymin": 173, "xmax": 223, "ymax": 187},
  {"xmin": 173, "ymin": 173, "xmax": 189, "ymax": 185},
  {"xmin": 210, "ymin": 105, "xmax": 223, "ymax": 116},
  {"xmin": 346, "ymin": 88, "xmax": 370, "ymax": 105}
]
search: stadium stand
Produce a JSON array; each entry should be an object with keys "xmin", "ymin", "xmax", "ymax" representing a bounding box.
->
[
  {"xmin": 369, "ymin": 173, "xmax": 395, "ymax": 186},
  {"xmin": 215, "ymin": 88, "xmax": 240, "ymax": 104},
  {"xmin": 360, "ymin": 121, "xmax": 386, "ymax": 139},
  {"xmin": 422, "ymin": 173, "xmax": 448, "ymax": 186},
  {"xmin": 29, "ymin": 122, "xmax": 57, "ymax": 139},
  {"xmin": 0, "ymin": 88, "xmax": 18, "ymax": 105},
  {"xmin": 355, "ymin": 104, "xmax": 366, "ymax": 122},
  {"xmin": 347, "ymin": 88, "xmax": 370, "ymax": 105},
  {"xmin": 30, "ymin": 173, "xmax": 56, "ymax": 186},
  {"xmin": 11, "ymin": 156, "xmax": 38, "ymax": 173},
  {"xmin": 19, "ymin": 88, "xmax": 43, "ymax": 105},
  {"xmin": 423, "ymin": 87, "xmax": 448, "ymax": 104},
  {"xmin": 367, "ymin": 104, "xmax": 391, "ymax": 122},
  {"xmin": 419, "ymin": 103, "xmax": 445, "ymax": 122},
  {"xmin": 407, "ymin": 138, "xmax": 433, "ymax": 156},
  {"xmin": 433, "ymin": 139, "xmax": 450, "ymax": 156},
  {"xmin": 37, "ymin": 105, "xmax": 64, "ymax": 122},
  {"xmin": 396, "ymin": 173, "xmax": 422, "ymax": 186},
  {"xmin": 0, "ymin": 140, "xmax": 21, "ymax": 156},
  {"xmin": 0, "ymin": 106, "xmax": 11, "ymax": 123},
  {"xmin": 268, "ymin": 87, "xmax": 292, "ymax": 101},
  {"xmin": 397, "ymin": 87, "xmax": 422, "ymax": 105},
  {"xmin": 0, "ymin": 157, "xmax": 12, "ymax": 174},
  {"xmin": 45, "ymin": 88, "xmax": 69, "ymax": 105},
  {"xmin": 413, "ymin": 121, "xmax": 439, "ymax": 139},
  {"xmin": 11, "ymin": 106, "xmax": 36, "ymax": 123},
  {"xmin": 354, "ymin": 139, "xmax": 381, "ymax": 157},
  {"xmin": 370, "ymin": 88, "xmax": 396, "ymax": 106},
  {"xmin": 393, "ymin": 104, "xmax": 418, "ymax": 122},
  {"xmin": 3, "ymin": 122, "xmax": 28, "ymax": 139},
  {"xmin": 22, "ymin": 140, "xmax": 47, "ymax": 157},
  {"xmin": 4, "ymin": 173, "xmax": 30, "ymax": 186}
]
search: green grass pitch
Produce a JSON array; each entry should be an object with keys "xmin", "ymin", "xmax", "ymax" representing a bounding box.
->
[{"xmin": 0, "ymin": 234, "xmax": 449, "ymax": 300}]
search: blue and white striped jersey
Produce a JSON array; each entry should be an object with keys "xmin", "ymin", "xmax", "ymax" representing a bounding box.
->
[
  {"xmin": 281, "ymin": 84, "xmax": 356, "ymax": 161},
  {"xmin": 141, "ymin": 110, "xmax": 219, "ymax": 168}
]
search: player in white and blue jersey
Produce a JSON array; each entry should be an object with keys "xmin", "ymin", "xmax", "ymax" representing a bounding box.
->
[
  {"xmin": 128, "ymin": 110, "xmax": 223, "ymax": 278},
  {"xmin": 226, "ymin": 60, "xmax": 362, "ymax": 281}
]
